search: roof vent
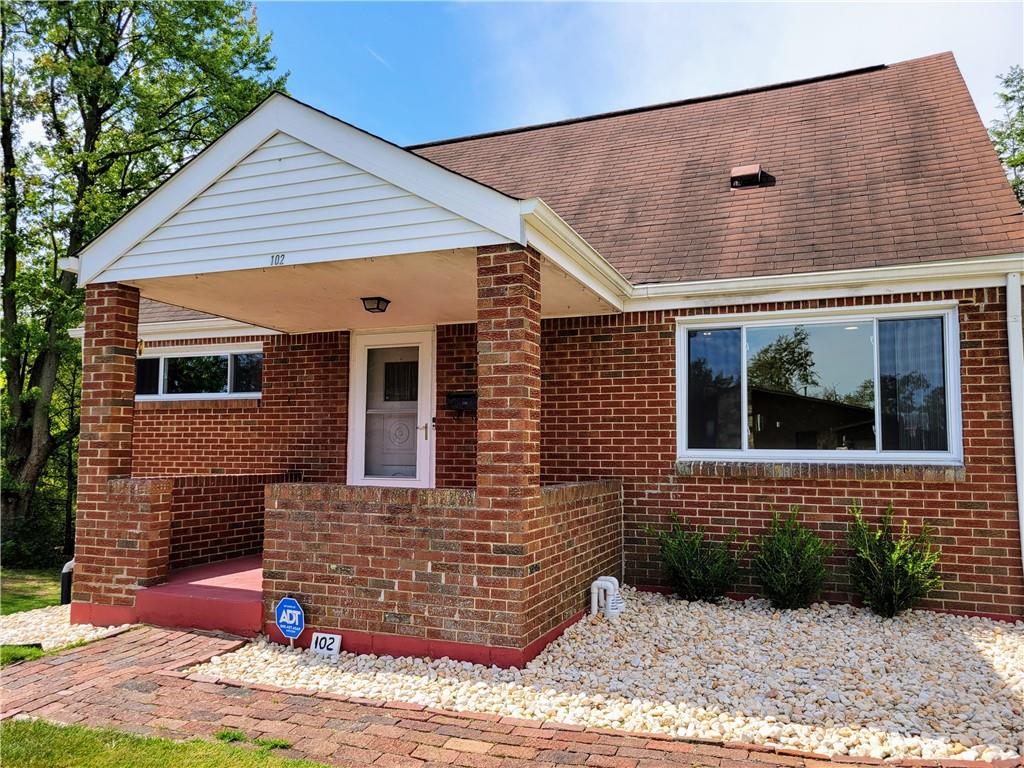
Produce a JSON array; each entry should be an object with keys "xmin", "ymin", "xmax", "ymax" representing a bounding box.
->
[{"xmin": 730, "ymin": 163, "xmax": 775, "ymax": 189}]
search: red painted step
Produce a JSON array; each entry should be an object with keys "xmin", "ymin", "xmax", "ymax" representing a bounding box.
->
[{"xmin": 135, "ymin": 556, "xmax": 263, "ymax": 637}]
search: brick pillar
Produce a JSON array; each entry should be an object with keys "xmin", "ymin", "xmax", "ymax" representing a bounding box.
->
[
  {"xmin": 475, "ymin": 245, "xmax": 542, "ymax": 515},
  {"xmin": 70, "ymin": 282, "xmax": 149, "ymax": 626}
]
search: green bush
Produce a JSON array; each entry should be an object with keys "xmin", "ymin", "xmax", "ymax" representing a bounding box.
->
[
  {"xmin": 649, "ymin": 516, "xmax": 741, "ymax": 602},
  {"xmin": 752, "ymin": 508, "xmax": 833, "ymax": 609},
  {"xmin": 847, "ymin": 501, "xmax": 943, "ymax": 617}
]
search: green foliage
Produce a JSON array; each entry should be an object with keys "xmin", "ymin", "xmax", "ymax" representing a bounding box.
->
[
  {"xmin": 1, "ymin": 1, "xmax": 286, "ymax": 559},
  {"xmin": 0, "ymin": 645, "xmax": 45, "ymax": 666},
  {"xmin": 752, "ymin": 508, "xmax": 833, "ymax": 609},
  {"xmin": 847, "ymin": 502, "xmax": 943, "ymax": 618},
  {"xmin": 0, "ymin": 567, "xmax": 61, "ymax": 614},
  {"xmin": 253, "ymin": 738, "xmax": 292, "ymax": 751},
  {"xmin": 215, "ymin": 730, "xmax": 249, "ymax": 744},
  {"xmin": 0, "ymin": 719, "xmax": 323, "ymax": 767},
  {"xmin": 747, "ymin": 325, "xmax": 819, "ymax": 394},
  {"xmin": 649, "ymin": 516, "xmax": 742, "ymax": 602},
  {"xmin": 991, "ymin": 65, "xmax": 1024, "ymax": 205}
]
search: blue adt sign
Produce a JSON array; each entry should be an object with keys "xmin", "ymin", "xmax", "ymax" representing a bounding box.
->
[{"xmin": 275, "ymin": 597, "xmax": 304, "ymax": 640}]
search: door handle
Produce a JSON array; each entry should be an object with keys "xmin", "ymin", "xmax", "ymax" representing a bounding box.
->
[{"xmin": 418, "ymin": 422, "xmax": 429, "ymax": 440}]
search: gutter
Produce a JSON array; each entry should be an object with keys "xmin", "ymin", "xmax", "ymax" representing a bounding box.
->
[{"xmin": 1006, "ymin": 273, "xmax": 1024, "ymax": 578}]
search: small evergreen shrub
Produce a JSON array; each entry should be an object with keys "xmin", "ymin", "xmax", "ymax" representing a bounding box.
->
[
  {"xmin": 847, "ymin": 501, "xmax": 943, "ymax": 617},
  {"xmin": 752, "ymin": 507, "xmax": 833, "ymax": 609},
  {"xmin": 648, "ymin": 516, "xmax": 741, "ymax": 602}
]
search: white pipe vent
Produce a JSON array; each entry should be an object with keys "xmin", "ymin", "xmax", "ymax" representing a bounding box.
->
[{"xmin": 590, "ymin": 576, "xmax": 625, "ymax": 619}]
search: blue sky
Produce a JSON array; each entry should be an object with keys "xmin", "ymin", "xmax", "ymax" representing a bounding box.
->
[{"xmin": 256, "ymin": 2, "xmax": 1022, "ymax": 146}]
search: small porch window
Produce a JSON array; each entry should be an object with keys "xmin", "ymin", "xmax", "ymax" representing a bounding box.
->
[
  {"xmin": 135, "ymin": 344, "xmax": 263, "ymax": 400},
  {"xmin": 676, "ymin": 304, "xmax": 962, "ymax": 464}
]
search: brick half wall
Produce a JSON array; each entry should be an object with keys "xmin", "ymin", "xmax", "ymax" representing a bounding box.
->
[
  {"xmin": 524, "ymin": 480, "xmax": 623, "ymax": 647},
  {"xmin": 263, "ymin": 480, "xmax": 623, "ymax": 666}
]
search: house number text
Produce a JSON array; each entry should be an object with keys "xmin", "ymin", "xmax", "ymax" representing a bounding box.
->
[{"xmin": 270, "ymin": 253, "xmax": 286, "ymax": 266}]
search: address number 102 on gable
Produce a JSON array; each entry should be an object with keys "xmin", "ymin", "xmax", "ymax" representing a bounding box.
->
[{"xmin": 270, "ymin": 253, "xmax": 285, "ymax": 266}]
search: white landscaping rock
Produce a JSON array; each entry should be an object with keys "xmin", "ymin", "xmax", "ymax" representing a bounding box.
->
[
  {"xmin": 0, "ymin": 604, "xmax": 131, "ymax": 650},
  {"xmin": 191, "ymin": 588, "xmax": 1024, "ymax": 761}
]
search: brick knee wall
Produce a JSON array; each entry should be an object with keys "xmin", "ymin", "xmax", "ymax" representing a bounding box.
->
[
  {"xmin": 168, "ymin": 473, "xmax": 297, "ymax": 569},
  {"xmin": 263, "ymin": 481, "xmax": 624, "ymax": 662},
  {"xmin": 264, "ymin": 484, "xmax": 524, "ymax": 646},
  {"xmin": 73, "ymin": 477, "xmax": 174, "ymax": 609},
  {"xmin": 524, "ymin": 480, "xmax": 624, "ymax": 645}
]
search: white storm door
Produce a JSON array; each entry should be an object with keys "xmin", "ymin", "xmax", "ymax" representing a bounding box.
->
[{"xmin": 348, "ymin": 330, "xmax": 435, "ymax": 488}]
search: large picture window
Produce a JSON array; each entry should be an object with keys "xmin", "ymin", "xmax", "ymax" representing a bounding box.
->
[
  {"xmin": 135, "ymin": 346, "xmax": 263, "ymax": 399},
  {"xmin": 677, "ymin": 306, "xmax": 960, "ymax": 463}
]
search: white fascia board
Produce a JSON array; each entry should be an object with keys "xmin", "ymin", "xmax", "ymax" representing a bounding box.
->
[
  {"xmin": 68, "ymin": 318, "xmax": 280, "ymax": 342},
  {"xmin": 520, "ymin": 198, "xmax": 630, "ymax": 311},
  {"xmin": 78, "ymin": 93, "xmax": 522, "ymax": 286},
  {"xmin": 625, "ymin": 253, "xmax": 1024, "ymax": 311}
]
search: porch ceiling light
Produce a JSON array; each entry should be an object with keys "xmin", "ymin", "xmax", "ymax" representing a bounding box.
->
[{"xmin": 361, "ymin": 296, "xmax": 390, "ymax": 314}]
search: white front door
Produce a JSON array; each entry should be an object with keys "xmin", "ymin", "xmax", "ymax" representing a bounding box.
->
[{"xmin": 348, "ymin": 330, "xmax": 435, "ymax": 488}]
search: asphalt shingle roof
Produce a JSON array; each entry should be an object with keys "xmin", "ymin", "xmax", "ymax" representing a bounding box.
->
[{"xmin": 139, "ymin": 52, "xmax": 1023, "ymax": 323}]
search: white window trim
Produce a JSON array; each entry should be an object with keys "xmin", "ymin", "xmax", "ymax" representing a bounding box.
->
[
  {"xmin": 347, "ymin": 329, "xmax": 436, "ymax": 489},
  {"xmin": 135, "ymin": 342, "xmax": 264, "ymax": 401},
  {"xmin": 675, "ymin": 301, "xmax": 963, "ymax": 465}
]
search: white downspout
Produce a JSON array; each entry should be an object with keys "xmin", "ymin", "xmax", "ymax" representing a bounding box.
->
[{"xmin": 1006, "ymin": 273, "xmax": 1024, "ymax": 577}]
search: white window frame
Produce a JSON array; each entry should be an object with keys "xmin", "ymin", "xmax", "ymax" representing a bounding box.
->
[
  {"xmin": 675, "ymin": 301, "xmax": 963, "ymax": 465},
  {"xmin": 135, "ymin": 342, "xmax": 264, "ymax": 401},
  {"xmin": 347, "ymin": 329, "xmax": 436, "ymax": 489}
]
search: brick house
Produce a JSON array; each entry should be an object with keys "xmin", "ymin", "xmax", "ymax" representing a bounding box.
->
[{"xmin": 67, "ymin": 52, "xmax": 1024, "ymax": 665}]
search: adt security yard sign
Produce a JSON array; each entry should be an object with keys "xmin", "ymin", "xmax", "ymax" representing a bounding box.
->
[{"xmin": 275, "ymin": 597, "xmax": 304, "ymax": 645}]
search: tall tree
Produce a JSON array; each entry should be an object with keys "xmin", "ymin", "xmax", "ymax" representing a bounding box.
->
[
  {"xmin": 746, "ymin": 326, "xmax": 820, "ymax": 395},
  {"xmin": 991, "ymin": 65, "xmax": 1024, "ymax": 206},
  {"xmin": 1, "ymin": 1, "xmax": 285, "ymax": 538}
]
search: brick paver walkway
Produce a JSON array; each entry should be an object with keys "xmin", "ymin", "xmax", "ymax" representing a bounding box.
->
[{"xmin": 0, "ymin": 627, "xmax": 984, "ymax": 768}]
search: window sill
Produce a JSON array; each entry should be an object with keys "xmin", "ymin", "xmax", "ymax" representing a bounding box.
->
[
  {"xmin": 135, "ymin": 397, "xmax": 261, "ymax": 412},
  {"xmin": 674, "ymin": 459, "xmax": 966, "ymax": 482}
]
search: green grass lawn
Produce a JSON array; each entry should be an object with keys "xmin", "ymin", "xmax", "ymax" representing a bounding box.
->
[
  {"xmin": 1, "ymin": 568, "xmax": 62, "ymax": 615},
  {"xmin": 0, "ymin": 720, "xmax": 326, "ymax": 768}
]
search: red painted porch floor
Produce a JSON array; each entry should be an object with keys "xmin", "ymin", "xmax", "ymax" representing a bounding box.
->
[{"xmin": 135, "ymin": 556, "xmax": 263, "ymax": 637}]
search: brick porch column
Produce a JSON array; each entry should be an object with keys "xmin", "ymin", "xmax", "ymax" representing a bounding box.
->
[
  {"xmin": 71, "ymin": 282, "xmax": 152, "ymax": 626},
  {"xmin": 475, "ymin": 245, "xmax": 542, "ymax": 516}
]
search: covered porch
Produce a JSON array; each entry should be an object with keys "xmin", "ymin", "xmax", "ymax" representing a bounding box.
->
[{"xmin": 69, "ymin": 93, "xmax": 629, "ymax": 664}]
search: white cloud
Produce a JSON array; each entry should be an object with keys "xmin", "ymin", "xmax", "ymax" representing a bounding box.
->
[{"xmin": 471, "ymin": 2, "xmax": 1022, "ymax": 130}]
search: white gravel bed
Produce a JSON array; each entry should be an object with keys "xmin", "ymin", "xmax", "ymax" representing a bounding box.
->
[
  {"xmin": 0, "ymin": 604, "xmax": 131, "ymax": 650},
  {"xmin": 192, "ymin": 588, "xmax": 1024, "ymax": 761}
]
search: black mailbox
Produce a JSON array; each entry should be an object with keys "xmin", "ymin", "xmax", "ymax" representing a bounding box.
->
[{"xmin": 445, "ymin": 391, "xmax": 477, "ymax": 415}]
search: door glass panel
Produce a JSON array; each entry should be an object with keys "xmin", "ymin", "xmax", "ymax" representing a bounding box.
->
[{"xmin": 365, "ymin": 346, "xmax": 419, "ymax": 478}]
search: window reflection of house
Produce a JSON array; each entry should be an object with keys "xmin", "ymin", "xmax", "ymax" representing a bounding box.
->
[{"xmin": 748, "ymin": 387, "xmax": 875, "ymax": 451}]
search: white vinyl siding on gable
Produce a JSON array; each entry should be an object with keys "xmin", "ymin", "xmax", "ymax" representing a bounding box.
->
[{"xmin": 99, "ymin": 132, "xmax": 507, "ymax": 283}]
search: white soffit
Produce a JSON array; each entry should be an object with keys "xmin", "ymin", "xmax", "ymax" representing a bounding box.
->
[{"xmin": 78, "ymin": 94, "xmax": 524, "ymax": 286}]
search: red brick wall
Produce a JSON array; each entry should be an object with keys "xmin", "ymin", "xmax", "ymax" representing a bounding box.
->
[
  {"xmin": 540, "ymin": 288, "xmax": 1024, "ymax": 619},
  {"xmin": 525, "ymin": 480, "xmax": 623, "ymax": 644},
  {"xmin": 263, "ymin": 479, "xmax": 622, "ymax": 664},
  {"xmin": 132, "ymin": 332, "xmax": 348, "ymax": 481},
  {"xmin": 435, "ymin": 323, "xmax": 477, "ymax": 488},
  {"xmin": 168, "ymin": 473, "xmax": 296, "ymax": 569},
  {"xmin": 72, "ymin": 477, "xmax": 173, "ymax": 619}
]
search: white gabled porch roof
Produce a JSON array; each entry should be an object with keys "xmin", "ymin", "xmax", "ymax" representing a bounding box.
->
[{"xmin": 73, "ymin": 93, "xmax": 630, "ymax": 332}]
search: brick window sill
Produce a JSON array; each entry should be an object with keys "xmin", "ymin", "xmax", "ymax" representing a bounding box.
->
[
  {"xmin": 675, "ymin": 460, "xmax": 966, "ymax": 482},
  {"xmin": 135, "ymin": 398, "xmax": 261, "ymax": 412}
]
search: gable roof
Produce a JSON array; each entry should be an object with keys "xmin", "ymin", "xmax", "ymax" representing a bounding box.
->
[
  {"xmin": 77, "ymin": 93, "xmax": 526, "ymax": 285},
  {"xmin": 413, "ymin": 52, "xmax": 1024, "ymax": 285},
  {"xmin": 132, "ymin": 52, "xmax": 1024, "ymax": 325}
]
